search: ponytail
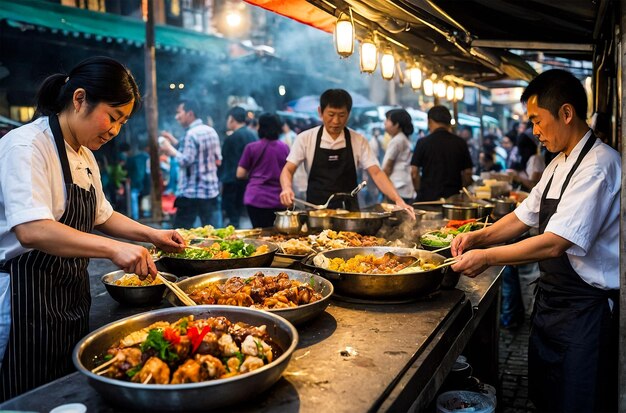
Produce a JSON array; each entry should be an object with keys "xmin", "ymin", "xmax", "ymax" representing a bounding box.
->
[{"xmin": 35, "ymin": 73, "xmax": 71, "ymax": 117}]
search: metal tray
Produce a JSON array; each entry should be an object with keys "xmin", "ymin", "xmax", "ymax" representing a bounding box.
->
[
  {"xmin": 73, "ymin": 305, "xmax": 298, "ymax": 412},
  {"xmin": 166, "ymin": 268, "xmax": 333, "ymax": 326},
  {"xmin": 305, "ymin": 247, "xmax": 447, "ymax": 300},
  {"xmin": 155, "ymin": 239, "xmax": 278, "ymax": 277}
]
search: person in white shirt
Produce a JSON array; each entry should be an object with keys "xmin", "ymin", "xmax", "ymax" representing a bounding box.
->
[
  {"xmin": 451, "ymin": 69, "xmax": 619, "ymax": 412},
  {"xmin": 0, "ymin": 57, "xmax": 184, "ymax": 401},
  {"xmin": 279, "ymin": 89, "xmax": 413, "ymax": 217},
  {"xmin": 382, "ymin": 109, "xmax": 417, "ymax": 203}
]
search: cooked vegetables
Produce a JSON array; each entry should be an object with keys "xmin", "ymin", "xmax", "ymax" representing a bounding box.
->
[
  {"xmin": 176, "ymin": 225, "xmax": 236, "ymax": 241},
  {"xmin": 314, "ymin": 252, "xmax": 436, "ymax": 274},
  {"xmin": 156, "ymin": 240, "xmax": 268, "ymax": 260}
]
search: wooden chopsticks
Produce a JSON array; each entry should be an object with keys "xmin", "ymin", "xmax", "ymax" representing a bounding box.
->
[{"xmin": 157, "ymin": 273, "xmax": 196, "ymax": 306}]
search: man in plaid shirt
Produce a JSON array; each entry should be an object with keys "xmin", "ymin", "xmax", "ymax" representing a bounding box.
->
[{"xmin": 160, "ymin": 99, "xmax": 222, "ymax": 228}]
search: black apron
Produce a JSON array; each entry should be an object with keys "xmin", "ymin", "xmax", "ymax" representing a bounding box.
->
[
  {"xmin": 528, "ymin": 132, "xmax": 618, "ymax": 412},
  {"xmin": 306, "ymin": 126, "xmax": 359, "ymax": 211},
  {"xmin": 0, "ymin": 115, "xmax": 96, "ymax": 401}
]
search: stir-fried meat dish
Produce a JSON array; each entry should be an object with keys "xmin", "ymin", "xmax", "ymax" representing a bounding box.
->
[
  {"xmin": 262, "ymin": 230, "xmax": 386, "ymax": 255},
  {"xmin": 188, "ymin": 271, "xmax": 323, "ymax": 309},
  {"xmin": 94, "ymin": 315, "xmax": 280, "ymax": 384}
]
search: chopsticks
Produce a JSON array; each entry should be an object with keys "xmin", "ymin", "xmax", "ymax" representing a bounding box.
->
[
  {"xmin": 435, "ymin": 257, "xmax": 458, "ymax": 270},
  {"xmin": 430, "ymin": 245, "xmax": 451, "ymax": 254},
  {"xmin": 157, "ymin": 273, "xmax": 196, "ymax": 306}
]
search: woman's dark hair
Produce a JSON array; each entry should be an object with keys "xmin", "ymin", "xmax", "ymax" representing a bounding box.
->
[
  {"xmin": 385, "ymin": 108, "xmax": 414, "ymax": 136},
  {"xmin": 35, "ymin": 56, "xmax": 141, "ymax": 118},
  {"xmin": 520, "ymin": 69, "xmax": 587, "ymax": 120},
  {"xmin": 258, "ymin": 113, "xmax": 282, "ymax": 140},
  {"xmin": 320, "ymin": 89, "xmax": 352, "ymax": 112}
]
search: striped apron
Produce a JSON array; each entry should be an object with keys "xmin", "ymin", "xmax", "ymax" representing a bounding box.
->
[{"xmin": 0, "ymin": 114, "xmax": 96, "ymax": 401}]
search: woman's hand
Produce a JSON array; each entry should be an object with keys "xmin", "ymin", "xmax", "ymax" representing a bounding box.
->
[
  {"xmin": 450, "ymin": 249, "xmax": 490, "ymax": 278},
  {"xmin": 149, "ymin": 229, "xmax": 186, "ymax": 253},
  {"xmin": 110, "ymin": 242, "xmax": 158, "ymax": 279}
]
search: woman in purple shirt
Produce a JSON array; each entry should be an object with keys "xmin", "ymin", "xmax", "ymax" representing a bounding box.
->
[{"xmin": 236, "ymin": 113, "xmax": 290, "ymax": 227}]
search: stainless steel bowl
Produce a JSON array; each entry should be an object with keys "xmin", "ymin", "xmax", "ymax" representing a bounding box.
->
[
  {"xmin": 308, "ymin": 247, "xmax": 447, "ymax": 300},
  {"xmin": 441, "ymin": 203, "xmax": 479, "ymax": 220},
  {"xmin": 330, "ymin": 212, "xmax": 390, "ymax": 235},
  {"xmin": 73, "ymin": 306, "xmax": 298, "ymax": 412},
  {"xmin": 274, "ymin": 211, "xmax": 307, "ymax": 235},
  {"xmin": 490, "ymin": 197, "xmax": 517, "ymax": 219},
  {"xmin": 307, "ymin": 209, "xmax": 349, "ymax": 230},
  {"xmin": 166, "ymin": 268, "xmax": 333, "ymax": 326},
  {"xmin": 101, "ymin": 271, "xmax": 177, "ymax": 306},
  {"xmin": 156, "ymin": 239, "xmax": 278, "ymax": 277}
]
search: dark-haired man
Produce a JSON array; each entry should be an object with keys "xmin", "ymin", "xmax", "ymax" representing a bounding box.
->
[
  {"xmin": 160, "ymin": 99, "xmax": 222, "ymax": 228},
  {"xmin": 410, "ymin": 105, "xmax": 473, "ymax": 201},
  {"xmin": 220, "ymin": 106, "xmax": 257, "ymax": 227},
  {"xmin": 279, "ymin": 89, "xmax": 413, "ymax": 216},
  {"xmin": 451, "ymin": 69, "xmax": 620, "ymax": 412}
]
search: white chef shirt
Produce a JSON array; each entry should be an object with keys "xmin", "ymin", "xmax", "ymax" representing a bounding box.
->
[
  {"xmin": 0, "ymin": 116, "xmax": 114, "ymax": 263},
  {"xmin": 286, "ymin": 126, "xmax": 379, "ymax": 174},
  {"xmin": 514, "ymin": 130, "xmax": 620, "ymax": 289},
  {"xmin": 382, "ymin": 133, "xmax": 416, "ymax": 199}
]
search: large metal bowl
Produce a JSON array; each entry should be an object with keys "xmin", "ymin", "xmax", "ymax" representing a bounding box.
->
[
  {"xmin": 101, "ymin": 271, "xmax": 177, "ymax": 306},
  {"xmin": 73, "ymin": 306, "xmax": 298, "ymax": 412},
  {"xmin": 166, "ymin": 268, "xmax": 333, "ymax": 326},
  {"xmin": 306, "ymin": 247, "xmax": 447, "ymax": 300},
  {"xmin": 156, "ymin": 239, "xmax": 279, "ymax": 277},
  {"xmin": 307, "ymin": 209, "xmax": 349, "ymax": 230},
  {"xmin": 330, "ymin": 212, "xmax": 390, "ymax": 235}
]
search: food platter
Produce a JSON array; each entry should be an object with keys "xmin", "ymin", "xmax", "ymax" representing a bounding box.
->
[
  {"xmin": 73, "ymin": 306, "xmax": 298, "ymax": 412},
  {"xmin": 154, "ymin": 239, "xmax": 278, "ymax": 277},
  {"xmin": 305, "ymin": 247, "xmax": 448, "ymax": 300},
  {"xmin": 101, "ymin": 271, "xmax": 177, "ymax": 307},
  {"xmin": 166, "ymin": 268, "xmax": 333, "ymax": 326}
]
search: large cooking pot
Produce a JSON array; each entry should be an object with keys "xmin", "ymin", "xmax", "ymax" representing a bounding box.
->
[
  {"xmin": 155, "ymin": 239, "xmax": 278, "ymax": 277},
  {"xmin": 330, "ymin": 212, "xmax": 390, "ymax": 235},
  {"xmin": 166, "ymin": 268, "xmax": 334, "ymax": 326},
  {"xmin": 490, "ymin": 197, "xmax": 517, "ymax": 219},
  {"xmin": 73, "ymin": 305, "xmax": 298, "ymax": 412},
  {"xmin": 307, "ymin": 209, "xmax": 349, "ymax": 230},
  {"xmin": 442, "ymin": 202, "xmax": 493, "ymax": 220},
  {"xmin": 305, "ymin": 247, "xmax": 447, "ymax": 300},
  {"xmin": 274, "ymin": 210, "xmax": 307, "ymax": 235}
]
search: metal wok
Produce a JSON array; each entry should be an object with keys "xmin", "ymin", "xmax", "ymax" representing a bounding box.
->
[
  {"xmin": 306, "ymin": 247, "xmax": 447, "ymax": 300},
  {"xmin": 73, "ymin": 305, "xmax": 298, "ymax": 412},
  {"xmin": 155, "ymin": 239, "xmax": 278, "ymax": 277},
  {"xmin": 166, "ymin": 268, "xmax": 334, "ymax": 325}
]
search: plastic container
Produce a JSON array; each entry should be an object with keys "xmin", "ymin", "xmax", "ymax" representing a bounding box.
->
[{"xmin": 436, "ymin": 390, "xmax": 495, "ymax": 413}]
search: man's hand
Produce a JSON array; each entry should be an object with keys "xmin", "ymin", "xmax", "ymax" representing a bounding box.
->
[
  {"xmin": 280, "ymin": 188, "xmax": 295, "ymax": 207},
  {"xmin": 395, "ymin": 199, "xmax": 416, "ymax": 220},
  {"xmin": 451, "ymin": 231, "xmax": 481, "ymax": 257},
  {"xmin": 451, "ymin": 249, "xmax": 490, "ymax": 278},
  {"xmin": 150, "ymin": 229, "xmax": 186, "ymax": 252},
  {"xmin": 110, "ymin": 242, "xmax": 158, "ymax": 279}
]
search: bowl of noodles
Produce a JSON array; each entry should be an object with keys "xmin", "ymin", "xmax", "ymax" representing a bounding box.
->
[
  {"xmin": 102, "ymin": 271, "xmax": 178, "ymax": 307},
  {"xmin": 308, "ymin": 247, "xmax": 447, "ymax": 300}
]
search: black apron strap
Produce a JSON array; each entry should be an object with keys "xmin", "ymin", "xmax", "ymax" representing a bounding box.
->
[{"xmin": 49, "ymin": 114, "xmax": 74, "ymax": 185}]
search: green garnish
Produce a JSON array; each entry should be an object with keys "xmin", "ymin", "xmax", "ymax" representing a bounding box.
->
[
  {"xmin": 309, "ymin": 277, "xmax": 315, "ymax": 288},
  {"xmin": 140, "ymin": 329, "xmax": 179, "ymax": 363},
  {"xmin": 126, "ymin": 364, "xmax": 143, "ymax": 378},
  {"xmin": 254, "ymin": 338, "xmax": 267, "ymax": 361},
  {"xmin": 103, "ymin": 354, "xmax": 113, "ymax": 361}
]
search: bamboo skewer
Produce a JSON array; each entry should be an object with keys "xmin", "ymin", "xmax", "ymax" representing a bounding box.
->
[
  {"xmin": 142, "ymin": 373, "xmax": 153, "ymax": 384},
  {"xmin": 92, "ymin": 356, "xmax": 118, "ymax": 374},
  {"xmin": 157, "ymin": 274, "xmax": 196, "ymax": 306}
]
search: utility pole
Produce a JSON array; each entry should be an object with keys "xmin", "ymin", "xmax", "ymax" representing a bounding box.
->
[{"xmin": 144, "ymin": 0, "xmax": 163, "ymax": 222}]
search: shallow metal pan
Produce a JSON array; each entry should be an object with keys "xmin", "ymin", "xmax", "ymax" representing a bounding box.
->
[
  {"xmin": 155, "ymin": 239, "xmax": 278, "ymax": 277},
  {"xmin": 305, "ymin": 247, "xmax": 447, "ymax": 300},
  {"xmin": 73, "ymin": 305, "xmax": 298, "ymax": 412},
  {"xmin": 167, "ymin": 267, "xmax": 333, "ymax": 326}
]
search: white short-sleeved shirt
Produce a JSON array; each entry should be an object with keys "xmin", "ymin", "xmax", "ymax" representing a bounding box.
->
[
  {"xmin": 514, "ymin": 130, "xmax": 620, "ymax": 289},
  {"xmin": 382, "ymin": 133, "xmax": 416, "ymax": 199},
  {"xmin": 0, "ymin": 116, "xmax": 114, "ymax": 263},
  {"xmin": 286, "ymin": 126, "xmax": 379, "ymax": 174}
]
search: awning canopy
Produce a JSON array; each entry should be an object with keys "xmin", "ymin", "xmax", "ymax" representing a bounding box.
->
[
  {"xmin": 0, "ymin": 0, "xmax": 230, "ymax": 56},
  {"xmin": 245, "ymin": 0, "xmax": 608, "ymax": 83}
]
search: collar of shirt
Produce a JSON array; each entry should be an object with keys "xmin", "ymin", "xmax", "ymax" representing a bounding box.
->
[
  {"xmin": 320, "ymin": 126, "xmax": 347, "ymax": 149},
  {"xmin": 392, "ymin": 132, "xmax": 407, "ymax": 141},
  {"xmin": 187, "ymin": 118, "xmax": 203, "ymax": 130},
  {"xmin": 560, "ymin": 128, "xmax": 592, "ymax": 163}
]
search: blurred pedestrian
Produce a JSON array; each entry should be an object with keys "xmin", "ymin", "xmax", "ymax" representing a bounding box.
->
[
  {"xmin": 160, "ymin": 99, "xmax": 222, "ymax": 229},
  {"xmin": 411, "ymin": 106, "xmax": 473, "ymax": 201},
  {"xmin": 236, "ymin": 113, "xmax": 290, "ymax": 228},
  {"xmin": 382, "ymin": 109, "xmax": 416, "ymax": 203},
  {"xmin": 221, "ymin": 106, "xmax": 258, "ymax": 227}
]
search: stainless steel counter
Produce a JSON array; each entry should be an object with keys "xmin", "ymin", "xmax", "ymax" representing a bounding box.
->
[{"xmin": 0, "ymin": 266, "xmax": 502, "ymax": 413}]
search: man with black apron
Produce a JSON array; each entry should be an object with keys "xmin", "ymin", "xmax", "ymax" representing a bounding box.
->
[
  {"xmin": 0, "ymin": 115, "xmax": 95, "ymax": 400},
  {"xmin": 449, "ymin": 69, "xmax": 620, "ymax": 412},
  {"xmin": 279, "ymin": 89, "xmax": 413, "ymax": 216}
]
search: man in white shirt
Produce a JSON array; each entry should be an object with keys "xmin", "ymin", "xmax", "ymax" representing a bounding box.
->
[
  {"xmin": 451, "ymin": 69, "xmax": 620, "ymax": 412},
  {"xmin": 279, "ymin": 89, "xmax": 413, "ymax": 216}
]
